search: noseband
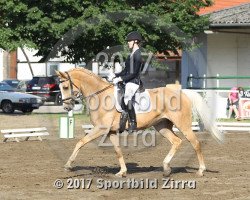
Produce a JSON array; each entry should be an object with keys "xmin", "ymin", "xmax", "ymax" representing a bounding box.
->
[
  {"xmin": 60, "ymin": 72, "xmax": 113, "ymax": 105},
  {"xmin": 60, "ymin": 72, "xmax": 82, "ymax": 105}
]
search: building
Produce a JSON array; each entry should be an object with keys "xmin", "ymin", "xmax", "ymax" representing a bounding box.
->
[
  {"xmin": 0, "ymin": 49, "xmax": 17, "ymax": 81},
  {"xmin": 16, "ymin": 48, "xmax": 77, "ymax": 80},
  {"xmin": 182, "ymin": 1, "xmax": 250, "ymax": 89},
  {"xmin": 0, "ymin": 47, "xmax": 79, "ymax": 81}
]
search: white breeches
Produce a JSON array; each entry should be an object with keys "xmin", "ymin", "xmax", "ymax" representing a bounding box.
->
[{"xmin": 124, "ymin": 82, "xmax": 139, "ymax": 105}]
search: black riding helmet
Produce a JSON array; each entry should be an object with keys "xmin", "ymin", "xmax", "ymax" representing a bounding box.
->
[{"xmin": 126, "ymin": 31, "xmax": 142, "ymax": 42}]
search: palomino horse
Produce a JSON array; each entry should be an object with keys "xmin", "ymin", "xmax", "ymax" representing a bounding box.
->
[{"xmin": 56, "ymin": 68, "xmax": 223, "ymax": 177}]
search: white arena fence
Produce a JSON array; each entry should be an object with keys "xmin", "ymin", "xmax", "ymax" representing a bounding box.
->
[
  {"xmin": 82, "ymin": 122, "xmax": 250, "ymax": 134},
  {"xmin": 81, "ymin": 88, "xmax": 250, "ymax": 133},
  {"xmin": 173, "ymin": 122, "xmax": 250, "ymax": 133},
  {"xmin": 191, "ymin": 89, "xmax": 250, "ymax": 119},
  {"xmin": 1, "ymin": 127, "xmax": 49, "ymax": 142},
  {"xmin": 188, "ymin": 89, "xmax": 250, "ymax": 132}
]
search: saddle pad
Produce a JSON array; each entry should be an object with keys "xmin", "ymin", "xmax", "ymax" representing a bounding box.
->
[{"xmin": 114, "ymin": 86, "xmax": 152, "ymax": 114}]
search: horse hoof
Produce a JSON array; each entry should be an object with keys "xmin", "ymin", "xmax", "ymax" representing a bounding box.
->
[
  {"xmin": 64, "ymin": 165, "xmax": 73, "ymax": 172},
  {"xmin": 163, "ymin": 169, "xmax": 171, "ymax": 177},
  {"xmin": 115, "ymin": 171, "xmax": 127, "ymax": 178},
  {"xmin": 196, "ymin": 170, "xmax": 204, "ymax": 177}
]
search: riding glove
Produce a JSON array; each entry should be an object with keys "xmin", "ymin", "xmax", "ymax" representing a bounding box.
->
[
  {"xmin": 107, "ymin": 72, "xmax": 116, "ymax": 81},
  {"xmin": 113, "ymin": 77, "xmax": 123, "ymax": 84}
]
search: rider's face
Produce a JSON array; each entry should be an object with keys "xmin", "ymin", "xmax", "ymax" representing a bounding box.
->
[{"xmin": 127, "ymin": 40, "xmax": 135, "ymax": 49}]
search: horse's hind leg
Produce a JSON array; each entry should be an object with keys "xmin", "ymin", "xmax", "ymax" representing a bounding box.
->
[
  {"xmin": 154, "ymin": 120, "xmax": 182, "ymax": 177},
  {"xmin": 109, "ymin": 133, "xmax": 127, "ymax": 177},
  {"xmin": 179, "ymin": 127, "xmax": 206, "ymax": 177}
]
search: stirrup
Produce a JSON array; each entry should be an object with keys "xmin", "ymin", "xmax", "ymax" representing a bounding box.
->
[{"xmin": 128, "ymin": 121, "xmax": 137, "ymax": 133}]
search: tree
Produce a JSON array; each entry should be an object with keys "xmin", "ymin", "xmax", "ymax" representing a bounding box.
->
[{"xmin": 0, "ymin": 0, "xmax": 213, "ymax": 64}]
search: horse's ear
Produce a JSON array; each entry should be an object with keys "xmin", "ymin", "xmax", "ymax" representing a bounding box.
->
[
  {"xmin": 55, "ymin": 70, "xmax": 67, "ymax": 79},
  {"xmin": 55, "ymin": 70, "xmax": 60, "ymax": 77}
]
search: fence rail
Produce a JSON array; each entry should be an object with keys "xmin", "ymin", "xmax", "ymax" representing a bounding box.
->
[{"xmin": 187, "ymin": 74, "xmax": 250, "ymax": 89}]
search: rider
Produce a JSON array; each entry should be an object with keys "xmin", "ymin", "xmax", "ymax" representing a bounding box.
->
[{"xmin": 113, "ymin": 31, "xmax": 143, "ymax": 132}]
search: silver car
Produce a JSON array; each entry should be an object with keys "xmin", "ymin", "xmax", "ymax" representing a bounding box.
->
[{"xmin": 0, "ymin": 91, "xmax": 44, "ymax": 113}]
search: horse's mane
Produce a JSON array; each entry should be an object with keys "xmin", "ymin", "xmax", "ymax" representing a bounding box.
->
[{"xmin": 68, "ymin": 67, "xmax": 111, "ymax": 85}]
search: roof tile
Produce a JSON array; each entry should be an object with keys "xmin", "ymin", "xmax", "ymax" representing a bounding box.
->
[
  {"xmin": 209, "ymin": 3, "xmax": 250, "ymax": 25},
  {"xmin": 199, "ymin": 0, "xmax": 250, "ymax": 15}
]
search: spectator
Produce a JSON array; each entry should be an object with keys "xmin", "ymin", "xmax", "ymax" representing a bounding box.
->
[
  {"xmin": 227, "ymin": 87, "xmax": 241, "ymax": 120},
  {"xmin": 238, "ymin": 87, "xmax": 245, "ymax": 98}
]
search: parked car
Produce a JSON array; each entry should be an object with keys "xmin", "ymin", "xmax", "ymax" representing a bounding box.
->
[
  {"xmin": 1, "ymin": 79, "xmax": 30, "ymax": 92},
  {"xmin": 0, "ymin": 82, "xmax": 16, "ymax": 91},
  {"xmin": 16, "ymin": 80, "xmax": 30, "ymax": 92},
  {"xmin": 0, "ymin": 91, "xmax": 44, "ymax": 114},
  {"xmin": 26, "ymin": 76, "xmax": 62, "ymax": 105},
  {"xmin": 1, "ymin": 79, "xmax": 20, "ymax": 88}
]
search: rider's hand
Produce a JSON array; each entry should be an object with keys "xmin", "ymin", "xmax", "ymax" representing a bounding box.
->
[
  {"xmin": 107, "ymin": 72, "xmax": 116, "ymax": 82},
  {"xmin": 113, "ymin": 77, "xmax": 123, "ymax": 84}
]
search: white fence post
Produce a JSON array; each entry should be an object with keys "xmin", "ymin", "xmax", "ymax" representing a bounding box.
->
[
  {"xmin": 189, "ymin": 74, "xmax": 193, "ymax": 88},
  {"xmin": 216, "ymin": 74, "xmax": 220, "ymax": 88},
  {"xmin": 203, "ymin": 74, "xmax": 206, "ymax": 89}
]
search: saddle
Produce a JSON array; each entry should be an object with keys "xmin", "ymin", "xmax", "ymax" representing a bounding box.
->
[
  {"xmin": 115, "ymin": 83, "xmax": 151, "ymax": 114},
  {"xmin": 117, "ymin": 82, "xmax": 145, "ymax": 96}
]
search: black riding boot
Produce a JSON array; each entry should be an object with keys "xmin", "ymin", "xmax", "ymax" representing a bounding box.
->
[
  {"xmin": 119, "ymin": 111, "xmax": 128, "ymax": 133},
  {"xmin": 127, "ymin": 100, "xmax": 137, "ymax": 133},
  {"xmin": 118, "ymin": 97, "xmax": 128, "ymax": 133}
]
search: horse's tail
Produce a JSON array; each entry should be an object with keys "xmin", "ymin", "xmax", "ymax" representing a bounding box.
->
[{"xmin": 182, "ymin": 89, "xmax": 224, "ymax": 143}]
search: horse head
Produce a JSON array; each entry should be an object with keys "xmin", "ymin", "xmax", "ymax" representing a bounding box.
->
[
  {"xmin": 55, "ymin": 70, "xmax": 81, "ymax": 112},
  {"xmin": 56, "ymin": 68, "xmax": 113, "ymax": 112}
]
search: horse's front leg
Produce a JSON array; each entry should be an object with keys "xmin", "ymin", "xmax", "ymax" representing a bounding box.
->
[
  {"xmin": 109, "ymin": 133, "xmax": 127, "ymax": 177},
  {"xmin": 64, "ymin": 126, "xmax": 110, "ymax": 171}
]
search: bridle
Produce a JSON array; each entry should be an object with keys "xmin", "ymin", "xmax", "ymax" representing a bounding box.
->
[{"xmin": 60, "ymin": 71, "xmax": 113, "ymax": 104}]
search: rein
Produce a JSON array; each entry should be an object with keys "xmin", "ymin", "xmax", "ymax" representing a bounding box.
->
[
  {"xmin": 85, "ymin": 84, "xmax": 113, "ymax": 99},
  {"xmin": 60, "ymin": 72, "xmax": 113, "ymax": 103}
]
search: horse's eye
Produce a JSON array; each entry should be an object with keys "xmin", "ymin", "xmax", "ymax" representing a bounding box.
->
[{"xmin": 63, "ymin": 86, "xmax": 69, "ymax": 90}]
